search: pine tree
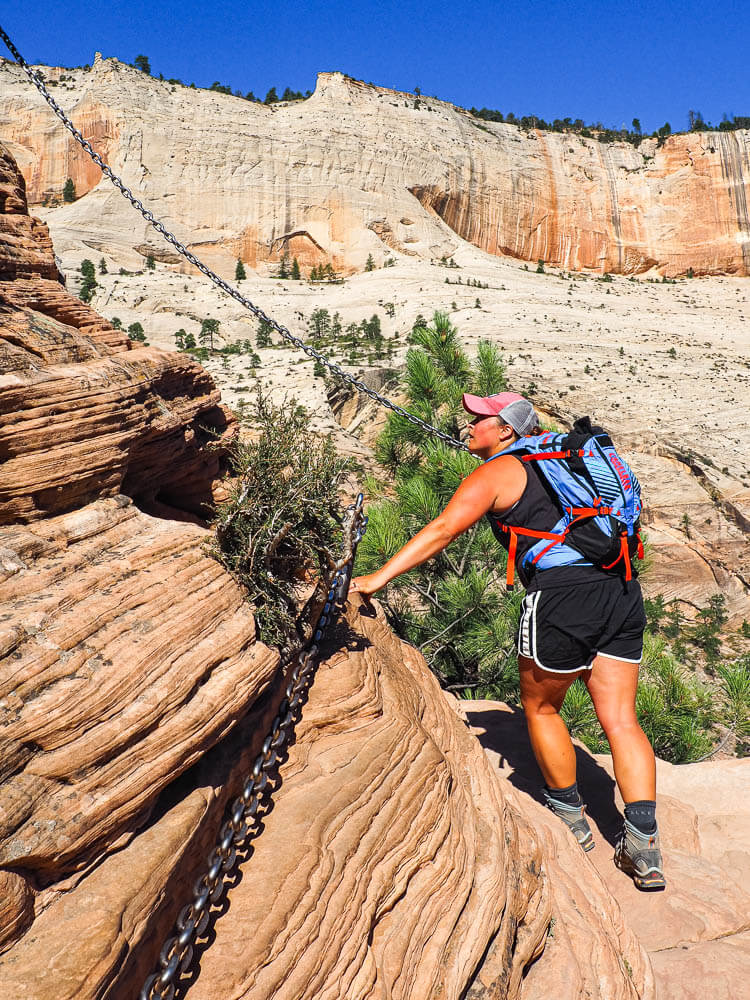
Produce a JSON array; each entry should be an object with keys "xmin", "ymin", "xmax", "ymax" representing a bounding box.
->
[
  {"xmin": 146, "ymin": 255, "xmax": 156, "ymax": 270},
  {"xmin": 256, "ymin": 318, "xmax": 273, "ymax": 348},
  {"xmin": 365, "ymin": 254, "xmax": 375, "ymax": 272},
  {"xmin": 99, "ymin": 257, "xmax": 108, "ymax": 274},
  {"xmin": 127, "ymin": 322, "xmax": 146, "ymax": 342},
  {"xmin": 79, "ymin": 259, "xmax": 97, "ymax": 302},
  {"xmin": 63, "ymin": 178, "xmax": 76, "ymax": 202},
  {"xmin": 278, "ymin": 253, "xmax": 289, "ymax": 279},
  {"xmin": 174, "ymin": 328, "xmax": 186, "ymax": 350},
  {"xmin": 264, "ymin": 87, "xmax": 278, "ymax": 105},
  {"xmin": 199, "ymin": 318, "xmax": 220, "ymax": 350},
  {"xmin": 134, "ymin": 55, "xmax": 151, "ymax": 75},
  {"xmin": 354, "ymin": 314, "xmax": 519, "ymax": 694},
  {"xmin": 291, "ymin": 257, "xmax": 301, "ymax": 280},
  {"xmin": 235, "ymin": 259, "xmax": 247, "ymax": 281}
]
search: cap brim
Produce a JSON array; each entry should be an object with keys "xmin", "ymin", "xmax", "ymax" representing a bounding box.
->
[{"xmin": 462, "ymin": 392, "xmax": 497, "ymax": 416}]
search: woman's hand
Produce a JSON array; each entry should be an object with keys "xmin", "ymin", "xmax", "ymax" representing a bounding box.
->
[{"xmin": 350, "ymin": 572, "xmax": 388, "ymax": 597}]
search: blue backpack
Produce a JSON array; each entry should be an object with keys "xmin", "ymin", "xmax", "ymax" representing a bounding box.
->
[{"xmin": 490, "ymin": 417, "xmax": 644, "ymax": 589}]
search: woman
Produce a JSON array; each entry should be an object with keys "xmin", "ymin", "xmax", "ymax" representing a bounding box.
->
[{"xmin": 351, "ymin": 391, "xmax": 665, "ymax": 891}]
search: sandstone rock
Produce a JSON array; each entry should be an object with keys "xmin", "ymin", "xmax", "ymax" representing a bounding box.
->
[
  {"xmin": 0, "ymin": 61, "xmax": 747, "ymax": 278},
  {"xmin": 0, "ymin": 599, "xmax": 653, "ymax": 999},
  {"xmin": 0, "ymin": 141, "xmax": 235, "ymax": 522}
]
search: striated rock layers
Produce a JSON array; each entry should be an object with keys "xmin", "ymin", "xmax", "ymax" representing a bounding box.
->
[
  {"xmin": 0, "ymin": 143, "xmax": 233, "ymax": 522},
  {"xmin": 0, "ymin": 141, "xmax": 655, "ymax": 997},
  {"xmin": 0, "ymin": 60, "xmax": 748, "ymax": 276}
]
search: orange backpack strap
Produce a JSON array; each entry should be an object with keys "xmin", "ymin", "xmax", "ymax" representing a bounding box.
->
[{"xmin": 499, "ymin": 523, "xmax": 567, "ymax": 590}]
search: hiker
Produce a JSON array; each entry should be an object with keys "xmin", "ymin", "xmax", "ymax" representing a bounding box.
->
[{"xmin": 351, "ymin": 391, "xmax": 665, "ymax": 891}]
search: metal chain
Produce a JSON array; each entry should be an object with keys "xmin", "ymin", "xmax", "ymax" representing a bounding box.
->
[
  {"xmin": 0, "ymin": 26, "xmax": 467, "ymax": 452},
  {"xmin": 138, "ymin": 495, "xmax": 367, "ymax": 1000}
]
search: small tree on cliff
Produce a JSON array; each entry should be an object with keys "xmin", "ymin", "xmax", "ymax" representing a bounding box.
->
[
  {"xmin": 199, "ymin": 318, "xmax": 220, "ymax": 351},
  {"xmin": 291, "ymin": 257, "xmax": 301, "ymax": 280},
  {"xmin": 364, "ymin": 253, "xmax": 375, "ymax": 272},
  {"xmin": 127, "ymin": 322, "xmax": 146, "ymax": 342},
  {"xmin": 79, "ymin": 259, "xmax": 97, "ymax": 302},
  {"xmin": 63, "ymin": 178, "xmax": 76, "ymax": 203},
  {"xmin": 256, "ymin": 318, "xmax": 273, "ymax": 348},
  {"xmin": 212, "ymin": 390, "xmax": 349, "ymax": 644},
  {"xmin": 134, "ymin": 54, "xmax": 151, "ymax": 75},
  {"xmin": 235, "ymin": 258, "xmax": 247, "ymax": 281}
]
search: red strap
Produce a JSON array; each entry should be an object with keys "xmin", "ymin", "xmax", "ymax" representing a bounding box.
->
[
  {"xmin": 522, "ymin": 450, "xmax": 572, "ymax": 461},
  {"xmin": 499, "ymin": 523, "xmax": 562, "ymax": 542},
  {"xmin": 506, "ymin": 530, "xmax": 518, "ymax": 589},
  {"xmin": 567, "ymin": 506, "xmax": 612, "ymax": 518},
  {"xmin": 637, "ymin": 531, "xmax": 644, "ymax": 560},
  {"xmin": 602, "ymin": 533, "xmax": 631, "ymax": 578},
  {"xmin": 623, "ymin": 536, "xmax": 633, "ymax": 581}
]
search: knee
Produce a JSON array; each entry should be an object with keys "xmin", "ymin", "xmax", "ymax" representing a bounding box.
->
[
  {"xmin": 521, "ymin": 692, "xmax": 559, "ymax": 718},
  {"xmin": 596, "ymin": 708, "xmax": 639, "ymax": 738}
]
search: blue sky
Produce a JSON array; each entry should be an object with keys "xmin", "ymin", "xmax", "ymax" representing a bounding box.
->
[{"xmin": 3, "ymin": 1, "xmax": 749, "ymax": 134}]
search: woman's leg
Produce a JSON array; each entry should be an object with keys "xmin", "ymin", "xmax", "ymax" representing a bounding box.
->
[
  {"xmin": 518, "ymin": 654, "xmax": 584, "ymax": 788},
  {"xmin": 583, "ymin": 654, "xmax": 655, "ymax": 801}
]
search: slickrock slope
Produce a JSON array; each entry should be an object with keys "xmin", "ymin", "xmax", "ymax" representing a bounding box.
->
[
  {"xmin": 0, "ymin": 58, "xmax": 748, "ymax": 276},
  {"xmin": 0, "ymin": 142, "xmax": 655, "ymax": 998}
]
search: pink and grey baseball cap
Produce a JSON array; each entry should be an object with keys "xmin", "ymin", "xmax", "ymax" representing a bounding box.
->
[{"xmin": 462, "ymin": 391, "xmax": 539, "ymax": 436}]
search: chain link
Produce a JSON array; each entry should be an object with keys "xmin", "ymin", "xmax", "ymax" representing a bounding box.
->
[
  {"xmin": 138, "ymin": 495, "xmax": 367, "ymax": 1000},
  {"xmin": 0, "ymin": 26, "xmax": 467, "ymax": 452}
]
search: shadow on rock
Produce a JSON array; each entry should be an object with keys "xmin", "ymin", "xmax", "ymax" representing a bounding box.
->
[{"xmin": 464, "ymin": 703, "xmax": 623, "ymax": 847}]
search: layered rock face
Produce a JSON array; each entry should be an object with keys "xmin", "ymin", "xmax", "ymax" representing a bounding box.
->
[
  {"xmin": 0, "ymin": 60, "xmax": 748, "ymax": 277},
  {"xmin": 0, "ymin": 144, "xmax": 233, "ymax": 522}
]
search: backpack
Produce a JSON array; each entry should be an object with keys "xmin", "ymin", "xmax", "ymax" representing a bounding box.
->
[{"xmin": 489, "ymin": 416, "xmax": 644, "ymax": 589}]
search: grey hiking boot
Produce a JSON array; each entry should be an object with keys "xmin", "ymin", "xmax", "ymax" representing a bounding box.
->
[
  {"xmin": 542, "ymin": 790, "xmax": 595, "ymax": 852},
  {"xmin": 615, "ymin": 819, "xmax": 666, "ymax": 891}
]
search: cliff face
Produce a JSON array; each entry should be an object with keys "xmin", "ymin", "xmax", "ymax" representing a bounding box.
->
[{"xmin": 0, "ymin": 60, "xmax": 748, "ymax": 276}]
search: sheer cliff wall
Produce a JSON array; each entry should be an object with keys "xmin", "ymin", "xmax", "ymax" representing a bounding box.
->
[{"xmin": 0, "ymin": 60, "xmax": 748, "ymax": 277}]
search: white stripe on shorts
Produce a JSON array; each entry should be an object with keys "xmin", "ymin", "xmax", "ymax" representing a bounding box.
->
[{"xmin": 518, "ymin": 591, "xmax": 539, "ymax": 659}]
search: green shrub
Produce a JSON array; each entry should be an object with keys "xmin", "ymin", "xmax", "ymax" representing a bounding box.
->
[{"xmin": 212, "ymin": 392, "xmax": 349, "ymax": 645}]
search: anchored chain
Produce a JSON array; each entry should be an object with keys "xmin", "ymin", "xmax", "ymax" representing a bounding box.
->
[
  {"xmin": 0, "ymin": 26, "xmax": 467, "ymax": 452},
  {"xmin": 138, "ymin": 495, "xmax": 367, "ymax": 1000}
]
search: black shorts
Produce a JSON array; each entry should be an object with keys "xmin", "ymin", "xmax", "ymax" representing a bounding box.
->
[{"xmin": 516, "ymin": 578, "xmax": 646, "ymax": 674}]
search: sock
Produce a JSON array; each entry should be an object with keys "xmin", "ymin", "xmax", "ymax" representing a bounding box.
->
[
  {"xmin": 545, "ymin": 782, "xmax": 582, "ymax": 807},
  {"xmin": 625, "ymin": 800, "xmax": 657, "ymax": 835}
]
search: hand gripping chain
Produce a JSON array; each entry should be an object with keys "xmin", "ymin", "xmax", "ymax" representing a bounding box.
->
[
  {"xmin": 0, "ymin": 25, "xmax": 467, "ymax": 453},
  {"xmin": 138, "ymin": 496, "xmax": 367, "ymax": 1000}
]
